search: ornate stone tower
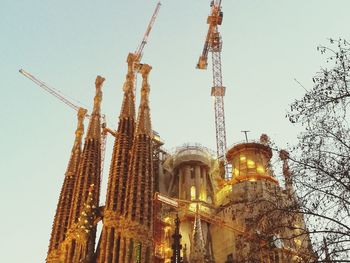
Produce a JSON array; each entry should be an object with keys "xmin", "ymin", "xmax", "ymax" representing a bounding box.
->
[
  {"xmin": 117, "ymin": 63, "xmax": 154, "ymax": 262},
  {"xmin": 162, "ymin": 145, "xmax": 216, "ymax": 262},
  {"xmin": 211, "ymin": 138, "xmax": 315, "ymax": 262},
  {"xmin": 171, "ymin": 215, "xmax": 183, "ymax": 263},
  {"xmin": 46, "ymin": 108, "xmax": 87, "ymax": 263},
  {"xmin": 190, "ymin": 212, "xmax": 206, "ymax": 263},
  {"xmin": 96, "ymin": 53, "xmax": 137, "ymax": 263},
  {"xmin": 62, "ymin": 76, "xmax": 104, "ymax": 263}
]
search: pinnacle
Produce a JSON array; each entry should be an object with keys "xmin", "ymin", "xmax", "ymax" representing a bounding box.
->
[
  {"xmin": 135, "ymin": 63, "xmax": 152, "ymax": 136},
  {"xmin": 86, "ymin": 76, "xmax": 104, "ymax": 139},
  {"xmin": 119, "ymin": 57, "xmax": 137, "ymax": 119},
  {"xmin": 190, "ymin": 211, "xmax": 206, "ymax": 262}
]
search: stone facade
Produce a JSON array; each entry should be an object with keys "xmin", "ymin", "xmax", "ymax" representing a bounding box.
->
[{"xmin": 159, "ymin": 142, "xmax": 315, "ymax": 263}]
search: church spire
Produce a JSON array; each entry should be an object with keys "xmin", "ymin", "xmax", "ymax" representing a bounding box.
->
[
  {"xmin": 86, "ymin": 76, "xmax": 104, "ymax": 139},
  {"xmin": 134, "ymin": 63, "xmax": 152, "ymax": 136},
  {"xmin": 96, "ymin": 54, "xmax": 137, "ymax": 263},
  {"xmin": 62, "ymin": 76, "xmax": 104, "ymax": 263},
  {"xmin": 46, "ymin": 108, "xmax": 87, "ymax": 263},
  {"xmin": 120, "ymin": 53, "xmax": 137, "ymax": 118},
  {"xmin": 119, "ymin": 63, "xmax": 154, "ymax": 263},
  {"xmin": 171, "ymin": 215, "xmax": 183, "ymax": 263},
  {"xmin": 69, "ymin": 76, "xmax": 104, "ymax": 225},
  {"xmin": 104, "ymin": 53, "xmax": 136, "ymax": 213},
  {"xmin": 190, "ymin": 207, "xmax": 206, "ymax": 263},
  {"xmin": 279, "ymin": 150, "xmax": 293, "ymax": 193},
  {"xmin": 63, "ymin": 185, "xmax": 98, "ymax": 263},
  {"xmin": 183, "ymin": 244, "xmax": 189, "ymax": 263}
]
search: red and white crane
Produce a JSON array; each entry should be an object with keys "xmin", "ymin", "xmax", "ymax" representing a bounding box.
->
[{"xmin": 134, "ymin": 1, "xmax": 161, "ymax": 63}]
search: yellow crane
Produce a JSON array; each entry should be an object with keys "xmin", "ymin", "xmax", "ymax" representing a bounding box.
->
[
  {"xmin": 154, "ymin": 192, "xmax": 244, "ymax": 234},
  {"xmin": 197, "ymin": 0, "xmax": 230, "ymax": 180},
  {"xmin": 154, "ymin": 193, "xmax": 302, "ymax": 259},
  {"xmin": 153, "ymin": 192, "xmax": 245, "ymax": 261},
  {"xmin": 19, "ymin": 0, "xmax": 161, "ymax": 179}
]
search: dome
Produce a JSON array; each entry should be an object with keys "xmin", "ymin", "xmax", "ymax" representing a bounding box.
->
[
  {"xmin": 172, "ymin": 144, "xmax": 212, "ymax": 168},
  {"xmin": 226, "ymin": 142, "xmax": 278, "ymax": 185}
]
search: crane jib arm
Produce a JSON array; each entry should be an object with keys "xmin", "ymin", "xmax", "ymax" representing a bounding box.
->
[
  {"xmin": 19, "ymin": 69, "xmax": 82, "ymax": 113},
  {"xmin": 134, "ymin": 1, "xmax": 161, "ymax": 60},
  {"xmin": 196, "ymin": 3, "xmax": 223, "ymax": 70}
]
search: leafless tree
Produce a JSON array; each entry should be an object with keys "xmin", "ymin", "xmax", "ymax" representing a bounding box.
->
[{"xmin": 285, "ymin": 38, "xmax": 350, "ymax": 261}]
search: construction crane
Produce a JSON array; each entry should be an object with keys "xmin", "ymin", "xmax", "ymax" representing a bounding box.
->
[
  {"xmin": 19, "ymin": 68, "xmax": 114, "ymax": 182},
  {"xmin": 124, "ymin": 1, "xmax": 161, "ymax": 85},
  {"xmin": 153, "ymin": 192, "xmax": 245, "ymax": 261},
  {"xmin": 154, "ymin": 192, "xmax": 244, "ymax": 234},
  {"xmin": 129, "ymin": 1, "xmax": 161, "ymax": 89},
  {"xmin": 154, "ymin": 193, "xmax": 293, "ymax": 258},
  {"xmin": 19, "ymin": 69, "xmax": 88, "ymax": 116},
  {"xmin": 134, "ymin": 1, "xmax": 161, "ymax": 62},
  {"xmin": 197, "ymin": 0, "xmax": 230, "ymax": 180},
  {"xmin": 153, "ymin": 192, "xmax": 246, "ymax": 260}
]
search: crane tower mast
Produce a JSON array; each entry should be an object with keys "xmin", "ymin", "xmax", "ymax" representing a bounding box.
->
[{"xmin": 197, "ymin": 0, "xmax": 230, "ymax": 179}]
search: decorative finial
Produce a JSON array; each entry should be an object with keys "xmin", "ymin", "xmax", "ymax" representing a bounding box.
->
[
  {"xmin": 86, "ymin": 76, "xmax": 104, "ymax": 139},
  {"xmin": 140, "ymin": 64, "xmax": 152, "ymax": 107},
  {"xmin": 91, "ymin": 75, "xmax": 104, "ymax": 116},
  {"xmin": 95, "ymin": 75, "xmax": 105, "ymax": 88},
  {"xmin": 75, "ymin": 108, "xmax": 87, "ymax": 135},
  {"xmin": 260, "ymin": 133, "xmax": 270, "ymax": 145},
  {"xmin": 279, "ymin": 149, "xmax": 289, "ymax": 160},
  {"xmin": 72, "ymin": 108, "xmax": 88, "ymax": 151},
  {"xmin": 279, "ymin": 150, "xmax": 293, "ymax": 192},
  {"xmin": 135, "ymin": 63, "xmax": 152, "ymax": 136},
  {"xmin": 123, "ymin": 53, "xmax": 138, "ymax": 93}
]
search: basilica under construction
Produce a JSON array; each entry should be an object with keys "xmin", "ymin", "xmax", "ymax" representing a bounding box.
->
[{"xmin": 30, "ymin": 1, "xmax": 317, "ymax": 263}]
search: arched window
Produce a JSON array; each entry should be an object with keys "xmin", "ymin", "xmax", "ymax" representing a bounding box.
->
[{"xmin": 190, "ymin": 186, "xmax": 196, "ymax": 200}]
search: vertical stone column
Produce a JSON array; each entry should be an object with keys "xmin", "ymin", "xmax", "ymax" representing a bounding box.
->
[
  {"xmin": 118, "ymin": 236, "xmax": 127, "ymax": 263},
  {"xmin": 201, "ymin": 166, "xmax": 207, "ymax": 201},
  {"xmin": 98, "ymin": 230, "xmax": 107, "ymax": 262},
  {"xmin": 195, "ymin": 165, "xmax": 201, "ymax": 200},
  {"xmin": 141, "ymin": 243, "xmax": 147, "ymax": 263},
  {"xmin": 178, "ymin": 169, "xmax": 183, "ymax": 199},
  {"xmin": 184, "ymin": 165, "xmax": 191, "ymax": 200}
]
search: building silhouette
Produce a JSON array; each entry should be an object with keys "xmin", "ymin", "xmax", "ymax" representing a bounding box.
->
[{"xmin": 45, "ymin": 64, "xmax": 315, "ymax": 263}]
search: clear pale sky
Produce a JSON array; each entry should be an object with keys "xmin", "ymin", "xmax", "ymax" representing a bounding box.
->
[{"xmin": 1, "ymin": 0, "xmax": 349, "ymax": 262}]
